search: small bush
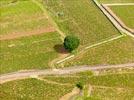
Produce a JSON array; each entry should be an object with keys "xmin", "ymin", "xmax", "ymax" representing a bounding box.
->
[
  {"xmin": 76, "ymin": 82, "xmax": 83, "ymax": 90},
  {"xmin": 64, "ymin": 35, "xmax": 80, "ymax": 52}
]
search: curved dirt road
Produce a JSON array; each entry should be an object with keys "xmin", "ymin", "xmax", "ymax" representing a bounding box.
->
[{"xmin": 0, "ymin": 63, "xmax": 134, "ymax": 84}]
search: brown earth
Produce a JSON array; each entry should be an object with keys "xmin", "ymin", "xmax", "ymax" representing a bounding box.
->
[{"xmin": 0, "ymin": 27, "xmax": 56, "ymax": 40}]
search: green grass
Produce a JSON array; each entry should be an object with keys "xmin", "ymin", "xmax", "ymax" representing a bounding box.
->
[
  {"xmin": 92, "ymin": 87, "xmax": 134, "ymax": 100},
  {"xmin": 0, "ymin": 32, "xmax": 61, "ymax": 74},
  {"xmin": 1, "ymin": 70, "xmax": 134, "ymax": 100},
  {"xmin": 89, "ymin": 72, "xmax": 134, "ymax": 100},
  {"xmin": 110, "ymin": 5, "xmax": 134, "ymax": 29},
  {"xmin": 44, "ymin": 0, "xmax": 120, "ymax": 47},
  {"xmin": 0, "ymin": 78, "xmax": 73, "ymax": 100},
  {"xmin": 98, "ymin": 0, "xmax": 134, "ymax": 3},
  {"xmin": 0, "ymin": 0, "xmax": 16, "ymax": 6},
  {"xmin": 44, "ymin": 72, "xmax": 134, "ymax": 88},
  {"xmin": 43, "ymin": 71, "xmax": 93, "ymax": 85},
  {"xmin": 0, "ymin": 0, "xmax": 52, "ymax": 35},
  {"xmin": 89, "ymin": 73, "xmax": 134, "ymax": 88},
  {"xmin": 62, "ymin": 36, "xmax": 134, "ymax": 67},
  {"xmin": 44, "ymin": 71, "xmax": 134, "ymax": 100}
]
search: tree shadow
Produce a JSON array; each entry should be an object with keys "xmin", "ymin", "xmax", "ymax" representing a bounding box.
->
[{"xmin": 54, "ymin": 44, "xmax": 68, "ymax": 54}]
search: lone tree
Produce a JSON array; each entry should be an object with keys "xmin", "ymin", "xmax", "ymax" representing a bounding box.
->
[{"xmin": 64, "ymin": 35, "xmax": 80, "ymax": 52}]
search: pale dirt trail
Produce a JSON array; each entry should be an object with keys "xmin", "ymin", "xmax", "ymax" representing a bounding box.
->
[
  {"xmin": 93, "ymin": 0, "xmax": 134, "ymax": 38},
  {"xmin": 1, "ymin": 0, "xmax": 134, "ymax": 84},
  {"xmin": 0, "ymin": 63, "xmax": 134, "ymax": 84},
  {"xmin": 104, "ymin": 3, "xmax": 134, "ymax": 6},
  {"xmin": 0, "ymin": 27, "xmax": 56, "ymax": 40},
  {"xmin": 102, "ymin": 5, "xmax": 134, "ymax": 33}
]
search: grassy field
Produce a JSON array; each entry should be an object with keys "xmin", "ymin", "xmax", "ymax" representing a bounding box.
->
[
  {"xmin": 91, "ymin": 87, "xmax": 134, "ymax": 100},
  {"xmin": 1, "ymin": 69, "xmax": 134, "ymax": 100},
  {"xmin": 0, "ymin": 0, "xmax": 134, "ymax": 74},
  {"xmin": 0, "ymin": 78, "xmax": 73, "ymax": 100},
  {"xmin": 43, "ymin": 71, "xmax": 134, "ymax": 88},
  {"xmin": 44, "ymin": 70, "xmax": 134, "ymax": 100},
  {"xmin": 0, "ymin": 0, "xmax": 63, "ymax": 74},
  {"xmin": 110, "ymin": 5, "xmax": 134, "ymax": 29},
  {"xmin": 61, "ymin": 36, "xmax": 134, "ymax": 67},
  {"xmin": 0, "ymin": 32, "xmax": 62, "ymax": 74},
  {"xmin": 89, "ymin": 73, "xmax": 134, "ymax": 88},
  {"xmin": 0, "ymin": 0, "xmax": 52, "ymax": 36},
  {"xmin": 98, "ymin": 0, "xmax": 134, "ymax": 3},
  {"xmin": 44, "ymin": 0, "xmax": 120, "ymax": 47},
  {"xmin": 0, "ymin": 0, "xmax": 134, "ymax": 100}
]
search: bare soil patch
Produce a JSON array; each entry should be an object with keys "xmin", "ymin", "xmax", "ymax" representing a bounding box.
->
[{"xmin": 0, "ymin": 27, "xmax": 56, "ymax": 40}]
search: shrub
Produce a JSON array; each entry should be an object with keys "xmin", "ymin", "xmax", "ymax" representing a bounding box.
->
[
  {"xmin": 64, "ymin": 35, "xmax": 80, "ymax": 52},
  {"xmin": 76, "ymin": 82, "xmax": 83, "ymax": 90}
]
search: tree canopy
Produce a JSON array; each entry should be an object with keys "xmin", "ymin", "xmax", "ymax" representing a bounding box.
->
[{"xmin": 64, "ymin": 35, "xmax": 80, "ymax": 52}]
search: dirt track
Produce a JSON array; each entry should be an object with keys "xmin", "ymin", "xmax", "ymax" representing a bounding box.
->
[
  {"xmin": 0, "ymin": 63, "xmax": 134, "ymax": 84},
  {"xmin": 93, "ymin": 0, "xmax": 134, "ymax": 38},
  {"xmin": 1, "ymin": 0, "xmax": 134, "ymax": 85},
  {"xmin": 0, "ymin": 27, "xmax": 56, "ymax": 40},
  {"xmin": 104, "ymin": 3, "xmax": 134, "ymax": 6},
  {"xmin": 102, "ymin": 4, "xmax": 134, "ymax": 33}
]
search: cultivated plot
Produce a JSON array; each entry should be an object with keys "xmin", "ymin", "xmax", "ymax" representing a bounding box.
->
[
  {"xmin": 0, "ymin": 32, "xmax": 62, "ymax": 74},
  {"xmin": 0, "ymin": 0, "xmax": 55, "ymax": 40},
  {"xmin": 61, "ymin": 36, "xmax": 134, "ymax": 67},
  {"xmin": 109, "ymin": 5, "xmax": 134, "ymax": 29},
  {"xmin": 0, "ymin": 78, "xmax": 73, "ymax": 100},
  {"xmin": 1, "ymin": 69, "xmax": 134, "ymax": 100},
  {"xmin": 0, "ymin": 0, "xmax": 134, "ymax": 100},
  {"xmin": 44, "ymin": 0, "xmax": 121, "ymax": 47},
  {"xmin": 0, "ymin": 0, "xmax": 64, "ymax": 74}
]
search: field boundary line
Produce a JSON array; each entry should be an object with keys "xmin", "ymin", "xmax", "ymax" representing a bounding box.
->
[
  {"xmin": 93, "ymin": 0, "xmax": 134, "ymax": 38},
  {"xmin": 98, "ymin": 72, "xmax": 134, "ymax": 76},
  {"xmin": 85, "ymin": 34, "xmax": 124, "ymax": 49},
  {"xmin": 56, "ymin": 34, "xmax": 124, "ymax": 64},
  {"xmin": 35, "ymin": 77, "xmax": 72, "ymax": 86},
  {"xmin": 88, "ymin": 84, "xmax": 92, "ymax": 96},
  {"xmin": 0, "ymin": 1, "xmax": 19, "ymax": 8},
  {"xmin": 6, "ymin": 37, "xmax": 60, "ymax": 48},
  {"xmin": 1, "ymin": 16, "xmax": 47, "ymax": 25},
  {"xmin": 102, "ymin": 4, "xmax": 134, "ymax": 33},
  {"xmin": 56, "ymin": 0, "xmax": 132, "ymax": 65},
  {"xmin": 56, "ymin": 55, "xmax": 75, "ymax": 64},
  {"xmin": 32, "ymin": 0, "xmax": 68, "ymax": 69},
  {"xmin": 0, "ymin": 27, "xmax": 56, "ymax": 40},
  {"xmin": 1, "ymin": 16, "xmax": 47, "ymax": 27},
  {"xmin": 92, "ymin": 85, "xmax": 134, "ymax": 90},
  {"xmin": 104, "ymin": 3, "xmax": 134, "ymax": 6},
  {"xmin": 44, "ymin": 75, "xmax": 80, "ymax": 78},
  {"xmin": 32, "ymin": 0, "xmax": 65, "ymax": 41}
]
